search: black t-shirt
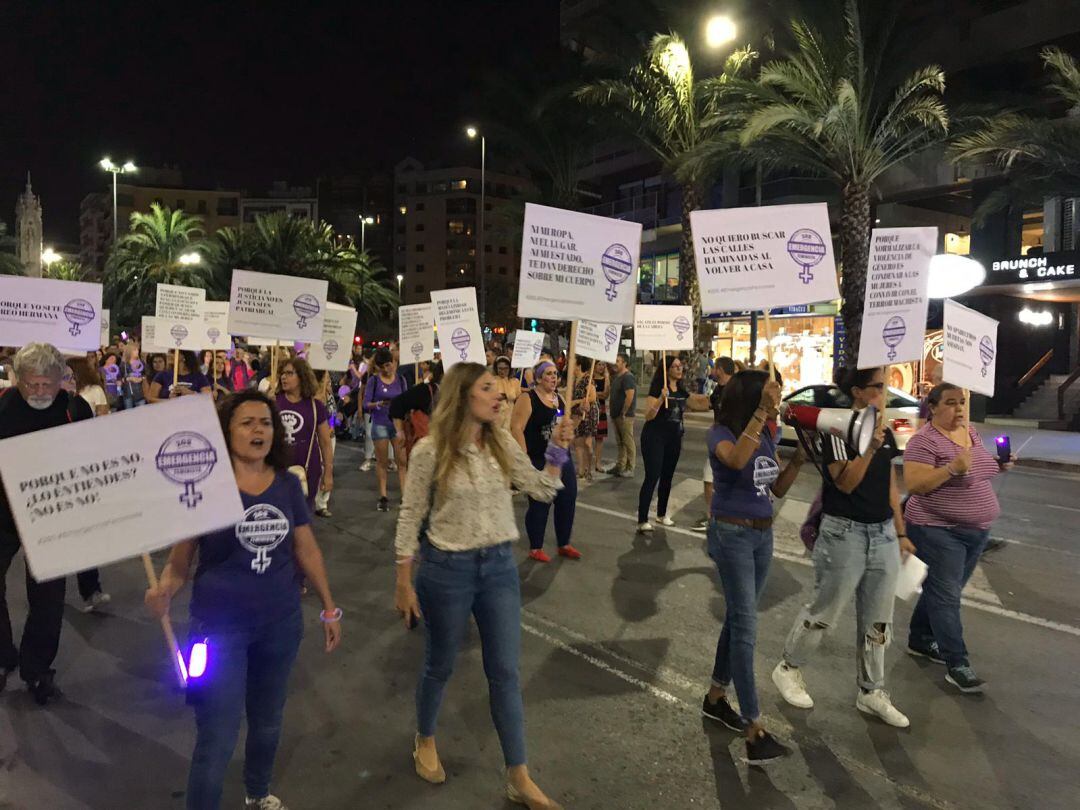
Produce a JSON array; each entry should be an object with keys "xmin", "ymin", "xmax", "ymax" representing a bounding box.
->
[
  {"xmin": 523, "ymin": 389, "xmax": 564, "ymax": 467},
  {"xmin": 647, "ymin": 376, "xmax": 689, "ymax": 430},
  {"xmin": 821, "ymin": 423, "xmax": 900, "ymax": 524}
]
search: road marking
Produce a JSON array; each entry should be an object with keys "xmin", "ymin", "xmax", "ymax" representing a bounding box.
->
[{"xmin": 1043, "ymin": 502, "xmax": 1080, "ymax": 514}]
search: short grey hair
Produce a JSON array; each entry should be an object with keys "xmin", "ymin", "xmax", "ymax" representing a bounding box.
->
[{"xmin": 13, "ymin": 342, "xmax": 67, "ymax": 380}]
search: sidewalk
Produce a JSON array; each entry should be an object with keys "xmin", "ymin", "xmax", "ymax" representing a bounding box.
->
[{"xmin": 974, "ymin": 423, "xmax": 1080, "ymax": 471}]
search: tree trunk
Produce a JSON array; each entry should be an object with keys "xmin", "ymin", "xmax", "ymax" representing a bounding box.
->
[
  {"xmin": 680, "ymin": 183, "xmax": 703, "ymax": 326},
  {"xmin": 839, "ymin": 182, "xmax": 871, "ymax": 369}
]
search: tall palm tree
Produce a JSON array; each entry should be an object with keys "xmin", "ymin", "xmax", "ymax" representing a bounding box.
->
[
  {"xmin": 716, "ymin": 0, "xmax": 948, "ymax": 364},
  {"xmin": 327, "ymin": 245, "xmax": 399, "ymax": 320},
  {"xmin": 0, "ymin": 222, "xmax": 22, "ymax": 275},
  {"xmin": 575, "ymin": 34, "xmax": 755, "ymax": 319},
  {"xmin": 952, "ymin": 47, "xmax": 1080, "ymax": 220}
]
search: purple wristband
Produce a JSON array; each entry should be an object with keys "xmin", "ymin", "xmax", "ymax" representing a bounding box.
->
[{"xmin": 544, "ymin": 442, "xmax": 570, "ymax": 467}]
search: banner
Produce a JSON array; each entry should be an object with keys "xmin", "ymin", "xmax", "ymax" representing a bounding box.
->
[
  {"xmin": 0, "ymin": 276, "xmax": 104, "ymax": 352},
  {"xmin": 690, "ymin": 203, "xmax": 840, "ymax": 312},
  {"xmin": 517, "ymin": 203, "xmax": 642, "ymax": 325},
  {"xmin": 203, "ymin": 301, "xmax": 231, "ymax": 348},
  {"xmin": 0, "ymin": 395, "xmax": 244, "ymax": 581},
  {"xmin": 942, "ymin": 299, "xmax": 999, "ymax": 397},
  {"xmin": 633, "ymin": 305, "xmax": 694, "ymax": 350},
  {"xmin": 310, "ymin": 302, "xmax": 357, "ymax": 372},
  {"xmin": 431, "ymin": 287, "xmax": 485, "ymax": 369},
  {"xmin": 156, "ymin": 283, "xmax": 206, "ymax": 351},
  {"xmin": 575, "ymin": 320, "xmax": 621, "ymax": 364},
  {"xmin": 856, "ymin": 227, "xmax": 936, "ymax": 369},
  {"xmin": 100, "ymin": 309, "xmax": 111, "ymax": 347},
  {"xmin": 228, "ymin": 269, "xmax": 328, "ymax": 342},
  {"xmin": 398, "ymin": 303, "xmax": 436, "ymax": 367},
  {"xmin": 510, "ymin": 329, "xmax": 545, "ymax": 369},
  {"xmin": 141, "ymin": 316, "xmax": 169, "ymax": 354}
]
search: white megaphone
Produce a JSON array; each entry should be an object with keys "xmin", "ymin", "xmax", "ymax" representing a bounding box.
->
[{"xmin": 780, "ymin": 403, "xmax": 878, "ymax": 455}]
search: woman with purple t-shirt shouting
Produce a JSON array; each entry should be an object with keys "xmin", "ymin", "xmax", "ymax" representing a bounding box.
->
[
  {"xmin": 363, "ymin": 347, "xmax": 408, "ymax": 512},
  {"xmin": 275, "ymin": 357, "xmax": 335, "ymax": 511},
  {"xmin": 145, "ymin": 390, "xmax": 341, "ymax": 810},
  {"xmin": 700, "ymin": 369, "xmax": 805, "ymax": 765}
]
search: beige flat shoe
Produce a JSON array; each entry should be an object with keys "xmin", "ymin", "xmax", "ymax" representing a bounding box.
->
[
  {"xmin": 506, "ymin": 782, "xmax": 563, "ymax": 810},
  {"xmin": 412, "ymin": 734, "xmax": 445, "ymax": 784}
]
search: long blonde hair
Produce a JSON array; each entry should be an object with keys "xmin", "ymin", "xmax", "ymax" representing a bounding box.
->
[{"xmin": 429, "ymin": 362, "xmax": 513, "ymax": 493}]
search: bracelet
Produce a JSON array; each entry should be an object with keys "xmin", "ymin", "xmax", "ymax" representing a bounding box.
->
[
  {"xmin": 320, "ymin": 607, "xmax": 343, "ymax": 623},
  {"xmin": 741, "ymin": 430, "xmax": 761, "ymax": 442},
  {"xmin": 544, "ymin": 441, "xmax": 570, "ymax": 467}
]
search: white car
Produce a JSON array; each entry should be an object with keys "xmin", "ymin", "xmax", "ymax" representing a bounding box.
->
[{"xmin": 780, "ymin": 384, "xmax": 919, "ymax": 450}]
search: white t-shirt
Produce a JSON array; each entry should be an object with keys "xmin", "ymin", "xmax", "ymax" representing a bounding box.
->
[{"xmin": 80, "ymin": 384, "xmax": 108, "ymax": 416}]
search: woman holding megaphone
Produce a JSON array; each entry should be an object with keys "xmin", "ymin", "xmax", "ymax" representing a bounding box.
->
[
  {"xmin": 701, "ymin": 369, "xmax": 805, "ymax": 765},
  {"xmin": 771, "ymin": 367, "xmax": 915, "ymax": 728}
]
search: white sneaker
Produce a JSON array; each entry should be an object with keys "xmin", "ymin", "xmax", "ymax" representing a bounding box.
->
[
  {"xmin": 388, "ymin": 460, "xmax": 398, "ymax": 472},
  {"xmin": 856, "ymin": 689, "xmax": 910, "ymax": 728},
  {"xmin": 82, "ymin": 591, "xmax": 112, "ymax": 613},
  {"xmin": 772, "ymin": 662, "xmax": 814, "ymax": 708},
  {"xmin": 637, "ymin": 521, "xmax": 654, "ymax": 533},
  {"xmin": 655, "ymin": 515, "xmax": 675, "ymax": 527},
  {"xmin": 359, "ymin": 460, "xmax": 373, "ymax": 472},
  {"xmin": 245, "ymin": 795, "xmax": 288, "ymax": 810}
]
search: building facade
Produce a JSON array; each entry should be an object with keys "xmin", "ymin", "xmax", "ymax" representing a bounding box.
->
[
  {"xmin": 240, "ymin": 181, "xmax": 318, "ymax": 224},
  {"xmin": 15, "ymin": 174, "xmax": 43, "ymax": 278}
]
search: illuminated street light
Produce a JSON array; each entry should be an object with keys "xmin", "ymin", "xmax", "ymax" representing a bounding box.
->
[
  {"xmin": 359, "ymin": 214, "xmax": 375, "ymax": 252},
  {"xmin": 41, "ymin": 247, "xmax": 62, "ymax": 267},
  {"xmin": 99, "ymin": 156, "xmax": 137, "ymax": 244},
  {"xmin": 928, "ymin": 254, "xmax": 986, "ymax": 298},
  {"xmin": 178, "ymin": 252, "xmax": 202, "ymax": 265},
  {"xmin": 705, "ymin": 14, "xmax": 737, "ymax": 48},
  {"xmin": 465, "ymin": 125, "xmax": 487, "ymax": 321}
]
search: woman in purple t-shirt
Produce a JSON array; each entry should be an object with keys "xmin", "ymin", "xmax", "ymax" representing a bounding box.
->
[
  {"xmin": 363, "ymin": 347, "xmax": 408, "ymax": 512},
  {"xmin": 275, "ymin": 357, "xmax": 335, "ymax": 510},
  {"xmin": 701, "ymin": 369, "xmax": 805, "ymax": 765}
]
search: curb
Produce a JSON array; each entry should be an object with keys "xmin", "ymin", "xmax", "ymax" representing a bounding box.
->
[{"xmin": 1013, "ymin": 458, "xmax": 1080, "ymax": 473}]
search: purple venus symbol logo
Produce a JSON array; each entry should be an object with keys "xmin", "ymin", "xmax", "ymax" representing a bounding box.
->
[
  {"xmin": 103, "ymin": 365, "xmax": 121, "ymax": 384},
  {"xmin": 601, "ymin": 243, "xmax": 633, "ymax": 301},
  {"xmin": 451, "ymin": 327, "xmax": 471, "ymax": 360},
  {"xmin": 62, "ymin": 298, "xmax": 96, "ymax": 337},
  {"xmin": 322, "ymin": 339, "xmax": 339, "ymax": 360},
  {"xmin": 170, "ymin": 324, "xmax": 189, "ymax": 346},
  {"xmin": 673, "ymin": 315, "xmax": 691, "ymax": 341},
  {"xmin": 293, "ymin": 294, "xmax": 321, "ymax": 329},
  {"xmin": 156, "ymin": 431, "xmax": 218, "ymax": 509},
  {"xmin": 787, "ymin": 229, "xmax": 827, "ymax": 284},
  {"xmin": 603, "ymin": 325, "xmax": 619, "ymax": 351},
  {"xmin": 411, "ymin": 341, "xmax": 424, "ymax": 361},
  {"xmin": 979, "ymin": 335, "xmax": 995, "ymax": 377},
  {"xmin": 207, "ymin": 327, "xmax": 221, "ymax": 344},
  {"xmin": 881, "ymin": 316, "xmax": 907, "ymax": 361}
]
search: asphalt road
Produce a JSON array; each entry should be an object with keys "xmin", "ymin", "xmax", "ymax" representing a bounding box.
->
[{"xmin": 2, "ymin": 421, "xmax": 1078, "ymax": 809}]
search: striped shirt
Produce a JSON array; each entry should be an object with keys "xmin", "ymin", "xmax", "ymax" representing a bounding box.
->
[{"xmin": 902, "ymin": 423, "xmax": 1001, "ymax": 530}]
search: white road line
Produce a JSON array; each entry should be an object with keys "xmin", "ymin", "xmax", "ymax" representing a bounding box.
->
[{"xmin": 1043, "ymin": 502, "xmax": 1080, "ymax": 514}]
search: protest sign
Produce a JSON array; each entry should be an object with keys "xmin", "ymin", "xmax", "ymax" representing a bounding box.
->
[
  {"xmin": 0, "ymin": 394, "xmax": 244, "ymax": 582},
  {"xmin": 575, "ymin": 319, "xmax": 621, "ymax": 364},
  {"xmin": 691, "ymin": 203, "xmax": 840, "ymax": 312},
  {"xmin": 942, "ymin": 299, "xmax": 999, "ymax": 397},
  {"xmin": 100, "ymin": 309, "xmax": 111, "ymax": 347},
  {"xmin": 310, "ymin": 302, "xmax": 357, "ymax": 372},
  {"xmin": 633, "ymin": 305, "xmax": 695, "ymax": 350},
  {"xmin": 510, "ymin": 329, "xmax": 545, "ymax": 369},
  {"xmin": 857, "ymin": 227, "xmax": 936, "ymax": 369},
  {"xmin": 156, "ymin": 283, "xmax": 206, "ymax": 351},
  {"xmin": 141, "ymin": 316, "xmax": 169, "ymax": 353},
  {"xmin": 517, "ymin": 203, "xmax": 642, "ymax": 325},
  {"xmin": 431, "ymin": 287, "xmax": 485, "ymax": 369},
  {"xmin": 202, "ymin": 301, "xmax": 231, "ymax": 348},
  {"xmin": 0, "ymin": 276, "xmax": 104, "ymax": 352},
  {"xmin": 399, "ymin": 303, "xmax": 436, "ymax": 368},
  {"xmin": 228, "ymin": 269, "xmax": 328, "ymax": 342}
]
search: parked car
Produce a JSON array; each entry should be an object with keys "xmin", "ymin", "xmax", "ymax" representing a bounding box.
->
[{"xmin": 780, "ymin": 384, "xmax": 919, "ymax": 450}]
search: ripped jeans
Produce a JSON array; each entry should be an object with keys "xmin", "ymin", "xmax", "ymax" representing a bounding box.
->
[{"xmin": 782, "ymin": 514, "xmax": 900, "ymax": 691}]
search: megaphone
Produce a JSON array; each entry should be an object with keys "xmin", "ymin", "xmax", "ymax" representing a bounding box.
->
[{"xmin": 780, "ymin": 403, "xmax": 878, "ymax": 455}]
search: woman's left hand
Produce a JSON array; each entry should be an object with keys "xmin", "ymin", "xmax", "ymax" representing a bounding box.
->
[
  {"xmin": 322, "ymin": 611, "xmax": 342, "ymax": 652},
  {"xmin": 321, "ymin": 470, "xmax": 334, "ymax": 492},
  {"xmin": 900, "ymin": 536, "xmax": 917, "ymax": 557}
]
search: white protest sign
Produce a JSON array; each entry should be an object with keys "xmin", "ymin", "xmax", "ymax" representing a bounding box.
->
[
  {"xmin": 0, "ymin": 394, "xmax": 244, "ymax": 581},
  {"xmin": 942, "ymin": 299, "xmax": 999, "ymax": 397},
  {"xmin": 691, "ymin": 203, "xmax": 840, "ymax": 313},
  {"xmin": 399, "ymin": 303, "xmax": 436, "ymax": 367},
  {"xmin": 634, "ymin": 305, "xmax": 694, "ymax": 350},
  {"xmin": 100, "ymin": 309, "xmax": 111, "ymax": 347},
  {"xmin": 141, "ymin": 316, "xmax": 169, "ymax": 353},
  {"xmin": 228, "ymin": 269, "xmax": 328, "ymax": 342},
  {"xmin": 510, "ymin": 329, "xmax": 545, "ymax": 369},
  {"xmin": 431, "ymin": 287, "xmax": 485, "ymax": 369},
  {"xmin": 517, "ymin": 203, "xmax": 642, "ymax": 325},
  {"xmin": 575, "ymin": 320, "xmax": 622, "ymax": 364},
  {"xmin": 203, "ymin": 301, "xmax": 231, "ymax": 348},
  {"xmin": 156, "ymin": 283, "xmax": 206, "ymax": 351},
  {"xmin": 310, "ymin": 302, "xmax": 357, "ymax": 372},
  {"xmin": 856, "ymin": 227, "xmax": 936, "ymax": 369},
  {"xmin": 0, "ymin": 276, "xmax": 104, "ymax": 352}
]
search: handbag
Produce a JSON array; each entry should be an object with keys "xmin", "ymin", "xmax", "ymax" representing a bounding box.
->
[{"xmin": 287, "ymin": 400, "xmax": 319, "ymax": 497}]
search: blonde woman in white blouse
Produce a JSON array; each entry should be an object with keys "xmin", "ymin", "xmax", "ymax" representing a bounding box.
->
[{"xmin": 395, "ymin": 362, "xmax": 572, "ymax": 810}]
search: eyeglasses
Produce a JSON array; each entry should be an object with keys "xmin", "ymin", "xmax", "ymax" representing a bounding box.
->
[
  {"xmin": 281, "ymin": 370, "xmax": 297, "ymax": 377},
  {"xmin": 860, "ymin": 382, "xmax": 885, "ymax": 390}
]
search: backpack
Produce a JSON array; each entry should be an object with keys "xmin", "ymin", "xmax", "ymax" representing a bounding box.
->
[{"xmin": 403, "ymin": 383, "xmax": 437, "ymax": 459}]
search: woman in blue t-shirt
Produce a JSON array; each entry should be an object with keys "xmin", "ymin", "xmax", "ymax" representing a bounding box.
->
[
  {"xmin": 700, "ymin": 369, "xmax": 805, "ymax": 766},
  {"xmin": 147, "ymin": 350, "xmax": 212, "ymax": 402},
  {"xmin": 145, "ymin": 390, "xmax": 341, "ymax": 810}
]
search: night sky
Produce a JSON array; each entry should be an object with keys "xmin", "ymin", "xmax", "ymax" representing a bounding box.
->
[{"xmin": 0, "ymin": 1, "xmax": 561, "ymax": 245}]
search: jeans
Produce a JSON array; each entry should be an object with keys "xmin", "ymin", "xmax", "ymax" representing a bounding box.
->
[
  {"xmin": 415, "ymin": 542, "xmax": 527, "ymax": 766},
  {"xmin": 0, "ymin": 531, "xmax": 65, "ymax": 682},
  {"xmin": 524, "ymin": 458, "xmax": 577, "ymax": 550},
  {"xmin": 638, "ymin": 421, "xmax": 682, "ymax": 523},
  {"xmin": 708, "ymin": 520, "xmax": 772, "ymax": 722},
  {"xmin": 613, "ymin": 415, "xmax": 636, "ymax": 473},
  {"xmin": 76, "ymin": 569, "xmax": 104, "ymax": 601},
  {"xmin": 782, "ymin": 515, "xmax": 900, "ymax": 691},
  {"xmin": 186, "ymin": 609, "xmax": 304, "ymax": 810},
  {"xmin": 907, "ymin": 523, "xmax": 989, "ymax": 668}
]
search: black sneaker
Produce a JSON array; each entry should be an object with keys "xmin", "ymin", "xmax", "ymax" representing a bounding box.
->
[
  {"xmin": 945, "ymin": 665, "xmax": 985, "ymax": 694},
  {"xmin": 377, "ymin": 496, "xmax": 389, "ymax": 512},
  {"xmin": 28, "ymin": 670, "xmax": 59, "ymax": 706},
  {"xmin": 744, "ymin": 729, "xmax": 791, "ymax": 766},
  {"xmin": 701, "ymin": 694, "xmax": 748, "ymax": 732},
  {"xmin": 906, "ymin": 640, "xmax": 945, "ymax": 664},
  {"xmin": 690, "ymin": 517, "xmax": 709, "ymax": 534}
]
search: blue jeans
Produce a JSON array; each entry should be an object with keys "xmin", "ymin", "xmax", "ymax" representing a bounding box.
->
[
  {"xmin": 415, "ymin": 542, "xmax": 526, "ymax": 766},
  {"xmin": 186, "ymin": 609, "xmax": 304, "ymax": 810},
  {"xmin": 708, "ymin": 520, "xmax": 772, "ymax": 722},
  {"xmin": 907, "ymin": 523, "xmax": 989, "ymax": 668},
  {"xmin": 524, "ymin": 458, "xmax": 576, "ymax": 550},
  {"xmin": 782, "ymin": 515, "xmax": 900, "ymax": 691}
]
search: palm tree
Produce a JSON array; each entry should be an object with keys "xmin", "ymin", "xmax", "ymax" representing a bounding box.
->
[
  {"xmin": 0, "ymin": 222, "xmax": 22, "ymax": 275},
  {"xmin": 719, "ymin": 0, "xmax": 948, "ymax": 364},
  {"xmin": 43, "ymin": 259, "xmax": 88, "ymax": 281},
  {"xmin": 327, "ymin": 245, "xmax": 399, "ymax": 320},
  {"xmin": 951, "ymin": 47, "xmax": 1080, "ymax": 220},
  {"xmin": 575, "ymin": 34, "xmax": 755, "ymax": 319}
]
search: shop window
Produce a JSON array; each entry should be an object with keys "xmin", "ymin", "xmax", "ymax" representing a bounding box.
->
[
  {"xmin": 944, "ymin": 232, "xmax": 970, "ymax": 255},
  {"xmin": 1021, "ymin": 209, "xmax": 1044, "ymax": 255}
]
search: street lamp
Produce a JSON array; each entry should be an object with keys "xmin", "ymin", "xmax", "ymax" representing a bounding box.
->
[
  {"xmin": 396, "ymin": 272, "xmax": 404, "ymax": 299},
  {"xmin": 704, "ymin": 14, "xmax": 737, "ymax": 48},
  {"xmin": 99, "ymin": 157, "xmax": 136, "ymax": 245},
  {"xmin": 178, "ymin": 252, "xmax": 202, "ymax": 265},
  {"xmin": 41, "ymin": 247, "xmax": 62, "ymax": 267},
  {"xmin": 465, "ymin": 125, "xmax": 487, "ymax": 323},
  {"xmin": 359, "ymin": 215, "xmax": 375, "ymax": 252}
]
